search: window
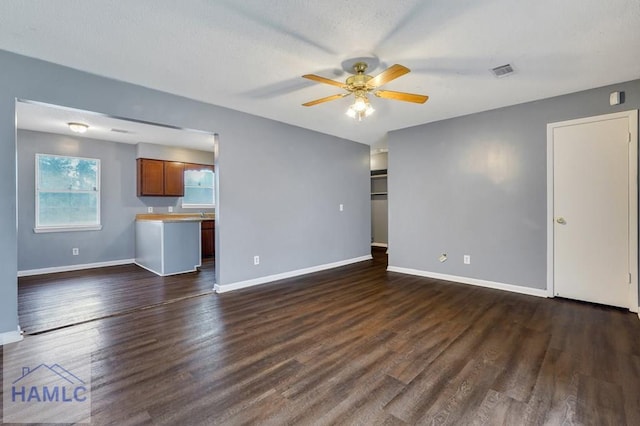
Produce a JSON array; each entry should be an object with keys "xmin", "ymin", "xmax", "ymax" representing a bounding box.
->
[
  {"xmin": 182, "ymin": 165, "xmax": 215, "ymax": 208},
  {"xmin": 35, "ymin": 154, "xmax": 101, "ymax": 232}
]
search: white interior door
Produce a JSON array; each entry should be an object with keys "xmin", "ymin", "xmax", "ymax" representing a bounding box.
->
[{"xmin": 550, "ymin": 111, "xmax": 637, "ymax": 308}]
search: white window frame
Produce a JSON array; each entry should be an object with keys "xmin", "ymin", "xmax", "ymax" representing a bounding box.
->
[
  {"xmin": 182, "ymin": 167, "xmax": 215, "ymax": 209},
  {"xmin": 34, "ymin": 153, "xmax": 102, "ymax": 233}
]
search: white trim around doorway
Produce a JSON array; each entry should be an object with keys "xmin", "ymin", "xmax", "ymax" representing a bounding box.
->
[{"xmin": 546, "ymin": 110, "xmax": 638, "ymax": 312}]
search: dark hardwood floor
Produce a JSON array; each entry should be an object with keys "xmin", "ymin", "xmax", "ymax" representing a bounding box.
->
[
  {"xmin": 4, "ymin": 248, "xmax": 640, "ymax": 424},
  {"xmin": 18, "ymin": 259, "xmax": 215, "ymax": 334}
]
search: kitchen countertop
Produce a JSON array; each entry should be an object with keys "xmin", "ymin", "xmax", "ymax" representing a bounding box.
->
[{"xmin": 135, "ymin": 213, "xmax": 215, "ymax": 222}]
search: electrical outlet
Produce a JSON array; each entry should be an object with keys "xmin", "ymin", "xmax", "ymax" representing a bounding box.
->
[
  {"xmin": 72, "ymin": 248, "xmax": 79, "ymax": 256},
  {"xmin": 464, "ymin": 255, "xmax": 471, "ymax": 264},
  {"xmin": 168, "ymin": 206, "xmax": 174, "ymax": 213},
  {"xmin": 339, "ymin": 204, "xmax": 344, "ymax": 211},
  {"xmin": 147, "ymin": 207, "xmax": 153, "ymax": 213},
  {"xmin": 253, "ymin": 255, "xmax": 260, "ymax": 265}
]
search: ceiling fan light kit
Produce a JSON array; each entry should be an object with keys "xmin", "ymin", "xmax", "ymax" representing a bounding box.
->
[
  {"xmin": 346, "ymin": 93, "xmax": 375, "ymax": 121},
  {"xmin": 302, "ymin": 61, "xmax": 428, "ymax": 121}
]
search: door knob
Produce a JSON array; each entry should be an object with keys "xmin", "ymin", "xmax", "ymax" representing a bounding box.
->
[{"xmin": 556, "ymin": 217, "xmax": 566, "ymax": 224}]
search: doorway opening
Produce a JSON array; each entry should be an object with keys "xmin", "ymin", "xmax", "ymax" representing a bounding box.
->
[
  {"xmin": 371, "ymin": 151, "xmax": 388, "ymax": 264},
  {"xmin": 15, "ymin": 99, "xmax": 219, "ymax": 334}
]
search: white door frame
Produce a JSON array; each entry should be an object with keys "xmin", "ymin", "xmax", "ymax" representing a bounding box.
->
[{"xmin": 546, "ymin": 110, "xmax": 639, "ymax": 312}]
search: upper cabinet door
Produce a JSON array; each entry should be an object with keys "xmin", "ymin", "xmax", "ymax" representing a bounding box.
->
[
  {"xmin": 137, "ymin": 158, "xmax": 164, "ymax": 196},
  {"xmin": 164, "ymin": 161, "xmax": 185, "ymax": 196}
]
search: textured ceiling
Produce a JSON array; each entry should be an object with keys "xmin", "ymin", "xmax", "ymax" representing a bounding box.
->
[{"xmin": 1, "ymin": 0, "xmax": 639, "ymax": 150}]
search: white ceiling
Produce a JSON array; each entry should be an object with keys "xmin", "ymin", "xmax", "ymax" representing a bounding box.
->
[
  {"xmin": 16, "ymin": 101, "xmax": 216, "ymax": 151},
  {"xmin": 2, "ymin": 0, "xmax": 639, "ymax": 150}
]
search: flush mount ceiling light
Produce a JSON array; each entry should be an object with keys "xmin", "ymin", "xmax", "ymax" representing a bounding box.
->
[{"xmin": 68, "ymin": 122, "xmax": 89, "ymax": 133}]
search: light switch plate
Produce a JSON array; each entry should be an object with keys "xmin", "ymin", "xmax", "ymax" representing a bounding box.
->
[{"xmin": 610, "ymin": 91, "xmax": 620, "ymax": 106}]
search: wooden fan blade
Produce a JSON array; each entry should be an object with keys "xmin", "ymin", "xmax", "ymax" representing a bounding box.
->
[
  {"xmin": 374, "ymin": 90, "xmax": 428, "ymax": 104},
  {"xmin": 302, "ymin": 74, "xmax": 347, "ymax": 88},
  {"xmin": 366, "ymin": 64, "xmax": 410, "ymax": 88},
  {"xmin": 302, "ymin": 93, "xmax": 349, "ymax": 107}
]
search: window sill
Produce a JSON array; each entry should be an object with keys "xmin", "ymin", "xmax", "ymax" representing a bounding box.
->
[{"xmin": 34, "ymin": 225, "xmax": 103, "ymax": 233}]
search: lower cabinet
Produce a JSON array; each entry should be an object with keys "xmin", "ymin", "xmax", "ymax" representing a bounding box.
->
[
  {"xmin": 201, "ymin": 220, "xmax": 215, "ymax": 258},
  {"xmin": 135, "ymin": 220, "xmax": 201, "ymax": 276}
]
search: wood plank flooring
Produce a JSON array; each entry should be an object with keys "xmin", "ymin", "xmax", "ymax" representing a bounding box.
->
[
  {"xmin": 18, "ymin": 259, "xmax": 215, "ymax": 334},
  {"xmin": 3, "ymin": 248, "xmax": 640, "ymax": 425}
]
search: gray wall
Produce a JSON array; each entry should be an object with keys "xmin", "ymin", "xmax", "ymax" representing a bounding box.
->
[
  {"xmin": 18, "ymin": 130, "xmax": 142, "ymax": 271},
  {"xmin": 0, "ymin": 50, "xmax": 371, "ymax": 337},
  {"xmin": 218, "ymin": 120, "xmax": 370, "ymax": 283},
  {"xmin": 136, "ymin": 142, "xmax": 214, "ymax": 165},
  {"xmin": 388, "ymin": 79, "xmax": 640, "ymax": 292}
]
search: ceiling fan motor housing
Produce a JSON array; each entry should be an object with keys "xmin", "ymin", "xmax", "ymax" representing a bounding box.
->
[
  {"xmin": 346, "ymin": 62, "xmax": 372, "ymax": 91},
  {"xmin": 346, "ymin": 74, "xmax": 373, "ymax": 90}
]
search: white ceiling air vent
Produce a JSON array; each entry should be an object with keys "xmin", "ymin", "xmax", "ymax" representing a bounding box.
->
[
  {"xmin": 110, "ymin": 128, "xmax": 131, "ymax": 134},
  {"xmin": 491, "ymin": 64, "xmax": 514, "ymax": 78}
]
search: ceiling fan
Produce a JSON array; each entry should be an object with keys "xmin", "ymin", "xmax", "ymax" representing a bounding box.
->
[{"xmin": 302, "ymin": 62, "xmax": 428, "ymax": 120}]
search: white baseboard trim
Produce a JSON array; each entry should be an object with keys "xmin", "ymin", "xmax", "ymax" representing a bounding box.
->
[
  {"xmin": 215, "ymin": 255, "xmax": 373, "ymax": 293},
  {"xmin": 371, "ymin": 243, "xmax": 388, "ymax": 248},
  {"xmin": 134, "ymin": 261, "xmax": 199, "ymax": 277},
  {"xmin": 0, "ymin": 326, "xmax": 23, "ymax": 346},
  {"xmin": 134, "ymin": 262, "xmax": 163, "ymax": 276},
  {"xmin": 18, "ymin": 259, "xmax": 135, "ymax": 277},
  {"xmin": 386, "ymin": 266, "xmax": 549, "ymax": 298}
]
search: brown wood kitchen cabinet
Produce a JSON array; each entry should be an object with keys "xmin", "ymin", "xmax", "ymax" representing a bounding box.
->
[
  {"xmin": 201, "ymin": 220, "xmax": 215, "ymax": 258},
  {"xmin": 137, "ymin": 158, "xmax": 185, "ymax": 196},
  {"xmin": 163, "ymin": 161, "xmax": 185, "ymax": 196},
  {"xmin": 137, "ymin": 158, "xmax": 164, "ymax": 196}
]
